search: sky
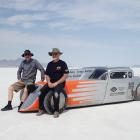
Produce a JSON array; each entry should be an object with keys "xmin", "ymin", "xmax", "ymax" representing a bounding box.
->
[{"xmin": 0, "ymin": 0, "xmax": 140, "ymax": 67}]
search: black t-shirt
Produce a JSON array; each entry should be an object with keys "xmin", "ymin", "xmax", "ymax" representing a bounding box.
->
[{"xmin": 45, "ymin": 60, "xmax": 69, "ymax": 84}]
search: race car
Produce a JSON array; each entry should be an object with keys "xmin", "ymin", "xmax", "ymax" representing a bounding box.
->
[{"xmin": 19, "ymin": 67, "xmax": 140, "ymax": 114}]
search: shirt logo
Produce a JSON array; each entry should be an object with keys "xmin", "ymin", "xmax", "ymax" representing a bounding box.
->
[{"xmin": 56, "ymin": 66, "xmax": 61, "ymax": 70}]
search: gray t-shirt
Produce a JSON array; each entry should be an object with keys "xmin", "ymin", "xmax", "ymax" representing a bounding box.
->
[{"xmin": 17, "ymin": 59, "xmax": 45, "ymax": 84}]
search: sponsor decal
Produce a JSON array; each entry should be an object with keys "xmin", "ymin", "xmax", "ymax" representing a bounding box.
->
[
  {"xmin": 68, "ymin": 69, "xmax": 93, "ymax": 79},
  {"xmin": 118, "ymin": 87, "xmax": 125, "ymax": 91},
  {"xmin": 110, "ymin": 87, "xmax": 117, "ymax": 92},
  {"xmin": 110, "ymin": 92, "xmax": 125, "ymax": 96},
  {"xmin": 110, "ymin": 87, "xmax": 125, "ymax": 96}
]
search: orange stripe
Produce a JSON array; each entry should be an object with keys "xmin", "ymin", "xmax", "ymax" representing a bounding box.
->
[
  {"xmin": 36, "ymin": 81, "xmax": 47, "ymax": 85},
  {"xmin": 68, "ymin": 95, "xmax": 94, "ymax": 99},
  {"xmin": 67, "ymin": 95, "xmax": 95, "ymax": 106},
  {"xmin": 79, "ymin": 82, "xmax": 96, "ymax": 85},
  {"xmin": 72, "ymin": 90, "xmax": 96, "ymax": 94},
  {"xmin": 65, "ymin": 80, "xmax": 97, "ymax": 94},
  {"xmin": 76, "ymin": 86, "xmax": 96, "ymax": 89},
  {"xmin": 68, "ymin": 98, "xmax": 94, "ymax": 106}
]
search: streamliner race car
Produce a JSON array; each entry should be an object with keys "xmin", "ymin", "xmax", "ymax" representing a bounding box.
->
[{"xmin": 19, "ymin": 67, "xmax": 140, "ymax": 114}]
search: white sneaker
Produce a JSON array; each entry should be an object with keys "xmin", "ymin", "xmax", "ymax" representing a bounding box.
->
[{"xmin": 53, "ymin": 111, "xmax": 59, "ymax": 118}]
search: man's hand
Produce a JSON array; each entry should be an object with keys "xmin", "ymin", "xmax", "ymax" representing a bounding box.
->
[
  {"xmin": 48, "ymin": 82, "xmax": 58, "ymax": 88},
  {"xmin": 48, "ymin": 82, "xmax": 53, "ymax": 88},
  {"xmin": 41, "ymin": 79, "xmax": 44, "ymax": 82},
  {"xmin": 38, "ymin": 80, "xmax": 44, "ymax": 83},
  {"xmin": 52, "ymin": 82, "xmax": 58, "ymax": 88}
]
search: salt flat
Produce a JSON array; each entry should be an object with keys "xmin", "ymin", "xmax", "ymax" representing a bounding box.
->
[{"xmin": 0, "ymin": 68, "xmax": 140, "ymax": 140}]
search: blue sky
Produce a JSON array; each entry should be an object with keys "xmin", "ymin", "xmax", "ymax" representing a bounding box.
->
[{"xmin": 0, "ymin": 0, "xmax": 140, "ymax": 67}]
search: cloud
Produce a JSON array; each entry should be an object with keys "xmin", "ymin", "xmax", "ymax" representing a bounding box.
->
[
  {"xmin": 0, "ymin": 0, "xmax": 45, "ymax": 11},
  {"xmin": 0, "ymin": 29, "xmax": 97, "ymax": 48},
  {"xmin": 58, "ymin": 0, "xmax": 140, "ymax": 30},
  {"xmin": 0, "ymin": 28, "xmax": 139, "ymax": 67},
  {"xmin": 0, "ymin": 13, "xmax": 49, "ymax": 28},
  {"xmin": 0, "ymin": 28, "xmax": 101, "ymax": 65},
  {"xmin": 21, "ymin": 22, "xmax": 35, "ymax": 28},
  {"xmin": 0, "ymin": 0, "xmax": 140, "ymax": 30}
]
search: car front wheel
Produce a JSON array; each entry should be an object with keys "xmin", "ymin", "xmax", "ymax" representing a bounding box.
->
[{"xmin": 43, "ymin": 90, "xmax": 67, "ymax": 114}]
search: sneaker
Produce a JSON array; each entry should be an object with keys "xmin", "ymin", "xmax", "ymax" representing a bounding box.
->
[
  {"xmin": 36, "ymin": 110, "xmax": 45, "ymax": 116},
  {"xmin": 1, "ymin": 105, "xmax": 13, "ymax": 111},
  {"xmin": 53, "ymin": 111, "xmax": 59, "ymax": 118}
]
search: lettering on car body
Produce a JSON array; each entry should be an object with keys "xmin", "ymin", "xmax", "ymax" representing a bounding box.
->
[
  {"xmin": 110, "ymin": 87, "xmax": 125, "ymax": 96},
  {"xmin": 110, "ymin": 92, "xmax": 125, "ymax": 96}
]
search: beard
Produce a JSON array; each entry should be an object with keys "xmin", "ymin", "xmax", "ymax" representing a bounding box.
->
[{"xmin": 53, "ymin": 57, "xmax": 58, "ymax": 61}]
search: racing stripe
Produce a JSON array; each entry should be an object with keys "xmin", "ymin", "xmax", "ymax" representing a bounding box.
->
[
  {"xmin": 72, "ymin": 87, "xmax": 96, "ymax": 92},
  {"xmin": 68, "ymin": 92, "xmax": 95, "ymax": 97}
]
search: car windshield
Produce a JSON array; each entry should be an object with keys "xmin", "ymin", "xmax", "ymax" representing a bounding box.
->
[{"xmin": 89, "ymin": 69, "xmax": 107, "ymax": 79}]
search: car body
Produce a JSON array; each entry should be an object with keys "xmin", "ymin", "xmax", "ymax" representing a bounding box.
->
[{"xmin": 19, "ymin": 67, "xmax": 140, "ymax": 113}]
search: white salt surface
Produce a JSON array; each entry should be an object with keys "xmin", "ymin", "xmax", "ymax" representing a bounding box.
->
[{"xmin": 0, "ymin": 68, "xmax": 140, "ymax": 140}]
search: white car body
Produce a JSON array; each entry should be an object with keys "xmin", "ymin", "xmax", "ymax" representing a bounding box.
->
[
  {"xmin": 19, "ymin": 67, "xmax": 140, "ymax": 112},
  {"xmin": 67, "ymin": 67, "xmax": 140, "ymax": 107}
]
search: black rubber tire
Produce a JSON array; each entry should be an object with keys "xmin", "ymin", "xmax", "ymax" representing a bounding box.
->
[
  {"xmin": 43, "ymin": 90, "xmax": 67, "ymax": 114},
  {"xmin": 134, "ymin": 84, "xmax": 140, "ymax": 101}
]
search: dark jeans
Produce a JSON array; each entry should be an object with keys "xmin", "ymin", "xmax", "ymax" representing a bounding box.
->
[
  {"xmin": 39, "ymin": 83, "xmax": 65, "ymax": 112},
  {"xmin": 27, "ymin": 84, "xmax": 37, "ymax": 94}
]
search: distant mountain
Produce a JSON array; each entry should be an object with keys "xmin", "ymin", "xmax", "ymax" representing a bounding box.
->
[
  {"xmin": 0, "ymin": 58, "xmax": 46, "ymax": 67},
  {"xmin": 0, "ymin": 58, "xmax": 22, "ymax": 67},
  {"xmin": 0, "ymin": 58, "xmax": 139, "ymax": 68}
]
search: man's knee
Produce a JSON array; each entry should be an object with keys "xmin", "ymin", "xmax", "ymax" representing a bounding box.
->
[
  {"xmin": 54, "ymin": 92, "xmax": 59, "ymax": 98},
  {"xmin": 23, "ymin": 87, "xmax": 28, "ymax": 93},
  {"xmin": 40, "ymin": 85, "xmax": 49, "ymax": 93}
]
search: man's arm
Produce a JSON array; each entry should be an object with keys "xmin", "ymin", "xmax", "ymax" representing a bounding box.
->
[
  {"xmin": 54, "ymin": 74, "xmax": 68, "ymax": 86},
  {"xmin": 45, "ymin": 75, "xmax": 51, "ymax": 83},
  {"xmin": 35, "ymin": 60, "xmax": 45, "ymax": 81},
  {"xmin": 17, "ymin": 62, "xmax": 23, "ymax": 81},
  {"xmin": 46, "ymin": 74, "xmax": 68, "ymax": 88},
  {"xmin": 46, "ymin": 75, "xmax": 54, "ymax": 88}
]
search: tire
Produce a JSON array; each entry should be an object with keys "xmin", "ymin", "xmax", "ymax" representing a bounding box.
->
[
  {"xmin": 43, "ymin": 90, "xmax": 67, "ymax": 114},
  {"xmin": 134, "ymin": 84, "xmax": 140, "ymax": 101}
]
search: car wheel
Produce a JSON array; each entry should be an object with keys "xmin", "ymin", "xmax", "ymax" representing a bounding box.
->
[
  {"xmin": 43, "ymin": 90, "xmax": 67, "ymax": 114},
  {"xmin": 134, "ymin": 84, "xmax": 140, "ymax": 101}
]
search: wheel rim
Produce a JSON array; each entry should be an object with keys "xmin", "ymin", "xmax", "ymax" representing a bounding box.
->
[{"xmin": 44, "ymin": 91, "xmax": 67, "ymax": 114}]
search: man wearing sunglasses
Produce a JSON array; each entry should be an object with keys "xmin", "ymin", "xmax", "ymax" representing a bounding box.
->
[
  {"xmin": 1, "ymin": 50, "xmax": 45, "ymax": 111},
  {"xmin": 37, "ymin": 48, "xmax": 69, "ymax": 118}
]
